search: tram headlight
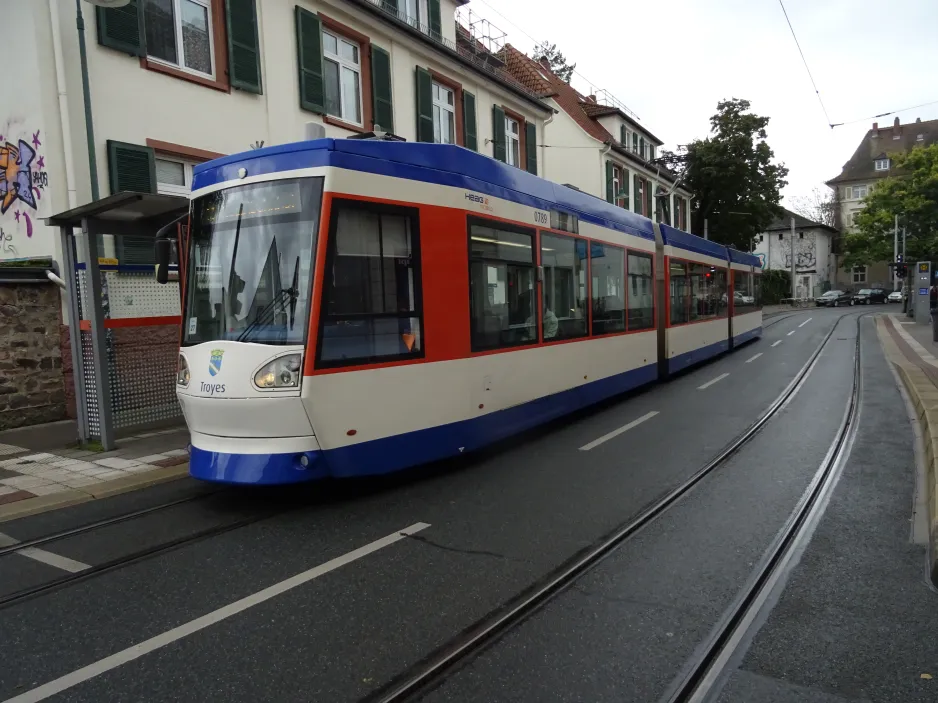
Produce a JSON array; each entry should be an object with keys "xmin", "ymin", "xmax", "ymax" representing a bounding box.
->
[
  {"xmin": 176, "ymin": 354, "xmax": 190, "ymax": 387},
  {"xmin": 254, "ymin": 354, "xmax": 302, "ymax": 389}
]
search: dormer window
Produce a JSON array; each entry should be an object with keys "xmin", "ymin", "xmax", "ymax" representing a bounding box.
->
[
  {"xmin": 917, "ymin": 134, "xmax": 924, "ymax": 142},
  {"xmin": 874, "ymin": 158, "xmax": 890, "ymax": 171}
]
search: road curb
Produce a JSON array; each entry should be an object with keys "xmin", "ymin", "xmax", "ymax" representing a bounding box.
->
[
  {"xmin": 0, "ymin": 464, "xmax": 189, "ymax": 524},
  {"xmin": 878, "ymin": 318, "xmax": 938, "ymax": 585}
]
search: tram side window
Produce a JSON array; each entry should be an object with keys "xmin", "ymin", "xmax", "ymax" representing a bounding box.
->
[
  {"xmin": 591, "ymin": 242, "xmax": 625, "ymax": 335},
  {"xmin": 469, "ymin": 220, "xmax": 536, "ymax": 351},
  {"xmin": 541, "ymin": 233, "xmax": 588, "ymax": 340},
  {"xmin": 627, "ymin": 251, "xmax": 654, "ymax": 330},
  {"xmin": 754, "ymin": 273, "xmax": 763, "ymax": 310},
  {"xmin": 688, "ymin": 264, "xmax": 726, "ymax": 321},
  {"xmin": 319, "ymin": 203, "xmax": 422, "ymax": 366},
  {"xmin": 733, "ymin": 270, "xmax": 755, "ymax": 313},
  {"xmin": 670, "ymin": 261, "xmax": 690, "ymax": 325}
]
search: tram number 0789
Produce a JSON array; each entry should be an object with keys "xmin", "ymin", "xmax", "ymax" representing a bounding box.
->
[{"xmin": 533, "ymin": 210, "xmax": 549, "ymax": 226}]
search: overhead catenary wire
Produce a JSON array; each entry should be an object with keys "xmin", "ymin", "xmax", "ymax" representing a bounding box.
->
[
  {"xmin": 777, "ymin": 0, "xmax": 833, "ymax": 129},
  {"xmin": 830, "ymin": 99, "xmax": 938, "ymax": 128}
]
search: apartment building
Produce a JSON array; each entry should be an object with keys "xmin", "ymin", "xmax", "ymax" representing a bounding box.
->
[
  {"xmin": 499, "ymin": 47, "xmax": 693, "ymax": 228},
  {"xmin": 826, "ymin": 116, "xmax": 938, "ymax": 289},
  {"xmin": 1, "ymin": 0, "xmax": 552, "ymax": 267}
]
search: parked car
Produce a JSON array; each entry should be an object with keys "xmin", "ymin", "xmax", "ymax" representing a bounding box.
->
[
  {"xmin": 816, "ymin": 290, "xmax": 853, "ymax": 307},
  {"xmin": 853, "ymin": 288, "xmax": 888, "ymax": 305},
  {"xmin": 887, "ymin": 290, "xmax": 904, "ymax": 303}
]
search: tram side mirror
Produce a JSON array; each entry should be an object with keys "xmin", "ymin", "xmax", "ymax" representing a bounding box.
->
[{"xmin": 154, "ymin": 238, "xmax": 171, "ymax": 285}]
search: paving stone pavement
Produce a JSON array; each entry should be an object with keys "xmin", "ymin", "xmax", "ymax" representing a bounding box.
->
[{"xmin": 0, "ymin": 427, "xmax": 190, "ymax": 506}]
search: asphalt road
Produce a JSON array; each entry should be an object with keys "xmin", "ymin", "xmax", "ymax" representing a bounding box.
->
[{"xmin": 1, "ymin": 307, "xmax": 928, "ymax": 703}]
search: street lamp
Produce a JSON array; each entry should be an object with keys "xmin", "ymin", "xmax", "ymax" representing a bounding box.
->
[{"xmin": 78, "ymin": 0, "xmax": 131, "ymax": 201}]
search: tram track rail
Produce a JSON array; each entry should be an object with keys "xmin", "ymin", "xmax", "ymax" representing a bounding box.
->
[{"xmin": 361, "ymin": 311, "xmax": 866, "ymax": 703}]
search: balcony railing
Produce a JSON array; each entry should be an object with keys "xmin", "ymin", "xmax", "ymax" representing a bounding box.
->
[
  {"xmin": 591, "ymin": 88, "xmax": 639, "ymax": 121},
  {"xmin": 354, "ymin": 0, "xmax": 543, "ymax": 101}
]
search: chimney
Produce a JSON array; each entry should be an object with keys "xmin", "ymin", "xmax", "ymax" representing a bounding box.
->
[
  {"xmin": 916, "ymin": 117, "xmax": 922, "ymax": 123},
  {"xmin": 587, "ymin": 94, "xmax": 596, "ymax": 103},
  {"xmin": 871, "ymin": 122, "xmax": 878, "ymax": 137},
  {"xmin": 538, "ymin": 57, "xmax": 551, "ymax": 72},
  {"xmin": 894, "ymin": 116, "xmax": 900, "ymax": 127},
  {"xmin": 893, "ymin": 116, "xmax": 901, "ymax": 140},
  {"xmin": 872, "ymin": 122, "xmax": 878, "ymax": 131}
]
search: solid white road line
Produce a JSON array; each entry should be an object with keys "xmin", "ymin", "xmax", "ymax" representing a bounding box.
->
[
  {"xmin": 798, "ymin": 317, "xmax": 813, "ymax": 327},
  {"xmin": 579, "ymin": 411, "xmax": 659, "ymax": 451},
  {"xmin": 787, "ymin": 330, "xmax": 796, "ymax": 336},
  {"xmin": 771, "ymin": 341, "xmax": 782, "ymax": 348},
  {"xmin": 0, "ymin": 532, "xmax": 90, "ymax": 574},
  {"xmin": 2, "ymin": 523, "xmax": 431, "ymax": 703},
  {"xmin": 698, "ymin": 373, "xmax": 730, "ymax": 390},
  {"xmin": 745, "ymin": 353, "xmax": 763, "ymax": 363}
]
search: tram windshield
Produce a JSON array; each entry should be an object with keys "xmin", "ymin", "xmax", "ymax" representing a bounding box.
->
[{"xmin": 182, "ymin": 177, "xmax": 324, "ymax": 346}]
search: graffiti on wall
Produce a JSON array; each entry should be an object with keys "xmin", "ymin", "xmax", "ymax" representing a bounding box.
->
[
  {"xmin": 781, "ymin": 230, "xmax": 818, "ymax": 271},
  {"xmin": 0, "ymin": 128, "xmax": 48, "ymax": 249}
]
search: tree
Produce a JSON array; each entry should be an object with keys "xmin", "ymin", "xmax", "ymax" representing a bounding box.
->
[
  {"xmin": 533, "ymin": 42, "xmax": 575, "ymax": 83},
  {"xmin": 790, "ymin": 186, "xmax": 836, "ymax": 228},
  {"xmin": 664, "ymin": 99, "xmax": 788, "ymax": 251},
  {"xmin": 843, "ymin": 143, "xmax": 938, "ymax": 268}
]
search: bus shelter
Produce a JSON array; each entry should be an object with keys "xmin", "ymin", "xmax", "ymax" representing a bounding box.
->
[{"xmin": 46, "ymin": 192, "xmax": 188, "ymax": 450}]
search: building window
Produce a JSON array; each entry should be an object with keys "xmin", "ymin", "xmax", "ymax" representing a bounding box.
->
[
  {"xmin": 632, "ymin": 132, "xmax": 638, "ymax": 153},
  {"xmin": 155, "ymin": 156, "xmax": 195, "ymax": 196},
  {"xmin": 323, "ymin": 29, "xmax": 362, "ymax": 125},
  {"xmin": 874, "ymin": 159, "xmax": 890, "ymax": 171},
  {"xmin": 778, "ymin": 233, "xmax": 783, "ymax": 240},
  {"xmin": 591, "ymin": 243, "xmax": 625, "ymax": 335},
  {"xmin": 468, "ymin": 218, "xmax": 536, "ymax": 350},
  {"xmin": 144, "ymin": 0, "xmax": 214, "ymax": 77},
  {"xmin": 850, "ymin": 185, "xmax": 868, "ymax": 199},
  {"xmin": 505, "ymin": 116, "xmax": 521, "ymax": 167},
  {"xmin": 639, "ymin": 136, "xmax": 645, "ymax": 159},
  {"xmin": 853, "ymin": 265, "xmax": 867, "ymax": 283},
  {"xmin": 799, "ymin": 232, "xmax": 804, "ymax": 239},
  {"xmin": 649, "ymin": 144, "xmax": 656, "ymax": 161},
  {"xmin": 319, "ymin": 201, "xmax": 423, "ymax": 366},
  {"xmin": 432, "ymin": 81, "xmax": 455, "ymax": 144},
  {"xmin": 627, "ymin": 251, "xmax": 654, "ymax": 330},
  {"xmin": 404, "ymin": 0, "xmax": 429, "ymax": 31},
  {"xmin": 917, "ymin": 134, "xmax": 924, "ymax": 142}
]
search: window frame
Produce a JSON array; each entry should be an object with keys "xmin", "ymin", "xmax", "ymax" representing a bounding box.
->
[
  {"xmin": 539, "ymin": 229, "xmax": 589, "ymax": 342},
  {"xmin": 154, "ymin": 155, "xmax": 196, "ymax": 196},
  {"xmin": 874, "ymin": 158, "xmax": 890, "ymax": 171},
  {"xmin": 588, "ymin": 240, "xmax": 626, "ymax": 338},
  {"xmin": 322, "ymin": 27, "xmax": 364, "ymax": 127},
  {"xmin": 852, "ymin": 265, "xmax": 867, "ymax": 283},
  {"xmin": 467, "ymin": 215, "xmax": 538, "ymax": 353},
  {"xmin": 144, "ymin": 0, "xmax": 216, "ymax": 79},
  {"xmin": 504, "ymin": 115, "xmax": 521, "ymax": 167},
  {"xmin": 431, "ymin": 80, "xmax": 456, "ymax": 144},
  {"xmin": 316, "ymin": 198, "xmax": 425, "ymax": 369},
  {"xmin": 626, "ymin": 248, "xmax": 655, "ymax": 332},
  {"xmin": 667, "ymin": 256, "xmax": 728, "ymax": 327}
]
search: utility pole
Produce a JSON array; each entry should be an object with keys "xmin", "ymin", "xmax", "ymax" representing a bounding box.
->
[
  {"xmin": 893, "ymin": 214, "xmax": 899, "ymax": 291},
  {"xmin": 790, "ymin": 216, "xmax": 797, "ymax": 300},
  {"xmin": 703, "ymin": 218, "xmax": 708, "ymax": 240},
  {"xmin": 903, "ymin": 226, "xmax": 910, "ymax": 317}
]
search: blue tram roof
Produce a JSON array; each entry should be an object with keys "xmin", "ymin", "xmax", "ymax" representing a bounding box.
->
[
  {"xmin": 727, "ymin": 247, "xmax": 762, "ymax": 268},
  {"xmin": 192, "ymin": 139, "xmax": 657, "ymax": 240},
  {"xmin": 659, "ymin": 224, "xmax": 729, "ymax": 261}
]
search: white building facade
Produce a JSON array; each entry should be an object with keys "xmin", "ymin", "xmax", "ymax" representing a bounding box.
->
[
  {"xmin": 1, "ymin": 0, "xmax": 551, "ymax": 267},
  {"xmin": 753, "ymin": 209, "xmax": 837, "ymax": 299}
]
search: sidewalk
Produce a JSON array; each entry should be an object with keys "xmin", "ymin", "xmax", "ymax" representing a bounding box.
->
[
  {"xmin": 878, "ymin": 313, "xmax": 938, "ymax": 584},
  {"xmin": 0, "ymin": 423, "xmax": 190, "ymax": 520}
]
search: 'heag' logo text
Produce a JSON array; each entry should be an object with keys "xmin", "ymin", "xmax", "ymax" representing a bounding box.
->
[
  {"xmin": 200, "ymin": 382, "xmax": 226, "ymax": 395},
  {"xmin": 465, "ymin": 192, "xmax": 494, "ymax": 212}
]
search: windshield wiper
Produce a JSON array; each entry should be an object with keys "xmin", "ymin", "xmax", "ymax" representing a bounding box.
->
[{"xmin": 236, "ymin": 257, "xmax": 301, "ymax": 343}]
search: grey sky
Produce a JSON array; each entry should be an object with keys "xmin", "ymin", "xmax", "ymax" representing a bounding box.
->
[{"xmin": 462, "ymin": 0, "xmax": 938, "ymax": 207}]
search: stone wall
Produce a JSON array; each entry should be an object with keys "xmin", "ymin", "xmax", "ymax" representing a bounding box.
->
[{"xmin": 0, "ymin": 282, "xmax": 66, "ymax": 430}]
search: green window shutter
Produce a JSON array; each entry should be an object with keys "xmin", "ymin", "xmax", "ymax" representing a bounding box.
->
[
  {"xmin": 632, "ymin": 132, "xmax": 638, "ymax": 153},
  {"xmin": 371, "ymin": 46, "xmax": 394, "ymax": 132},
  {"xmin": 525, "ymin": 122, "xmax": 537, "ymax": 175},
  {"xmin": 605, "ymin": 161, "xmax": 615, "ymax": 203},
  {"xmin": 107, "ymin": 141, "xmax": 156, "ymax": 194},
  {"xmin": 226, "ymin": 0, "xmax": 263, "ymax": 94},
  {"xmin": 415, "ymin": 66, "xmax": 434, "ymax": 142},
  {"xmin": 622, "ymin": 169, "xmax": 630, "ymax": 209},
  {"xmin": 646, "ymin": 180, "xmax": 653, "ymax": 217},
  {"xmin": 95, "ymin": 0, "xmax": 144, "ymax": 56},
  {"xmin": 639, "ymin": 137, "xmax": 645, "ymax": 159},
  {"xmin": 492, "ymin": 105, "xmax": 506, "ymax": 162},
  {"xmin": 620, "ymin": 125, "xmax": 627, "ymax": 144},
  {"xmin": 633, "ymin": 175, "xmax": 641, "ymax": 214},
  {"xmin": 296, "ymin": 7, "xmax": 325, "ymax": 113},
  {"xmin": 462, "ymin": 91, "xmax": 478, "ymax": 150},
  {"xmin": 428, "ymin": 0, "xmax": 442, "ymax": 40}
]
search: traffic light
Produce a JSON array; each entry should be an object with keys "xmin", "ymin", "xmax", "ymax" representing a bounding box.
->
[{"xmin": 895, "ymin": 253, "xmax": 907, "ymax": 278}]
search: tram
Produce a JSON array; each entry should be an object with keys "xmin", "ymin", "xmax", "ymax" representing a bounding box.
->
[{"xmin": 156, "ymin": 137, "xmax": 762, "ymax": 485}]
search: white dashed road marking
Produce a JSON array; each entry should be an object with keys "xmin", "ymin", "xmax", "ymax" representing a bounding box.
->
[
  {"xmin": 0, "ymin": 532, "xmax": 90, "ymax": 574},
  {"xmin": 579, "ymin": 411, "xmax": 660, "ymax": 451},
  {"xmin": 787, "ymin": 330, "xmax": 796, "ymax": 336},
  {"xmin": 772, "ymin": 341, "xmax": 782, "ymax": 347},
  {"xmin": 698, "ymin": 373, "xmax": 730, "ymax": 390},
  {"xmin": 745, "ymin": 353, "xmax": 763, "ymax": 363},
  {"xmin": 2, "ymin": 523, "xmax": 431, "ymax": 703},
  {"xmin": 798, "ymin": 317, "xmax": 813, "ymax": 327}
]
